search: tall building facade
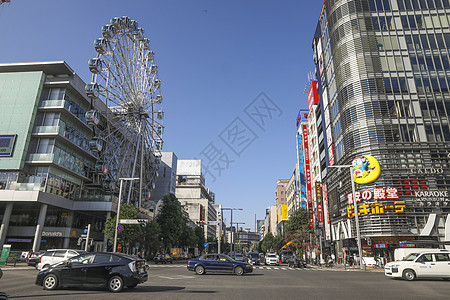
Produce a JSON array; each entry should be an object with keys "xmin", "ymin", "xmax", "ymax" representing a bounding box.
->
[
  {"xmin": 150, "ymin": 151, "xmax": 178, "ymax": 214},
  {"xmin": 0, "ymin": 61, "xmax": 118, "ymax": 252},
  {"xmin": 275, "ymin": 179, "xmax": 289, "ymax": 235},
  {"xmin": 311, "ymin": 0, "xmax": 450, "ymax": 258},
  {"xmin": 175, "ymin": 159, "xmax": 217, "ymax": 240}
]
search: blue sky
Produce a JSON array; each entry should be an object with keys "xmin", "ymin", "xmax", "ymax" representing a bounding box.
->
[{"xmin": 0, "ymin": 0, "xmax": 321, "ymax": 231}]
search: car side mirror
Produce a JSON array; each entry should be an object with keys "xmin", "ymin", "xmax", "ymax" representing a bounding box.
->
[{"xmin": 66, "ymin": 261, "xmax": 72, "ymax": 268}]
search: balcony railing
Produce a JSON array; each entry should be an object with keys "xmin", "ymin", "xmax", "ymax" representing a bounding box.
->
[
  {"xmin": 27, "ymin": 153, "xmax": 54, "ymax": 162},
  {"xmin": 33, "ymin": 126, "xmax": 63, "ymax": 135},
  {"xmin": 39, "ymin": 100, "xmax": 66, "ymax": 109}
]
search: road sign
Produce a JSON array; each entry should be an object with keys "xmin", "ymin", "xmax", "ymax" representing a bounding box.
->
[
  {"xmin": 208, "ymin": 221, "xmax": 218, "ymax": 226},
  {"xmin": 84, "ymin": 229, "xmax": 88, "ymax": 233},
  {"xmin": 80, "ymin": 234, "xmax": 87, "ymax": 238},
  {"xmin": 120, "ymin": 219, "xmax": 148, "ymax": 225},
  {"xmin": 136, "ymin": 242, "xmax": 140, "ymax": 247},
  {"xmin": 204, "ymin": 242, "xmax": 209, "ymax": 248},
  {"xmin": 117, "ymin": 225, "xmax": 124, "ymax": 232}
]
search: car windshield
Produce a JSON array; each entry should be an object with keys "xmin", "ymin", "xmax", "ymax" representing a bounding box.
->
[
  {"xmin": 249, "ymin": 253, "xmax": 259, "ymax": 258},
  {"xmin": 267, "ymin": 254, "xmax": 276, "ymax": 258},
  {"xmin": 235, "ymin": 254, "xmax": 243, "ymax": 258},
  {"xmin": 403, "ymin": 253, "xmax": 420, "ymax": 261}
]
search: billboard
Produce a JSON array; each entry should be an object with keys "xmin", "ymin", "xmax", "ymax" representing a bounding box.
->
[
  {"xmin": 352, "ymin": 155, "xmax": 381, "ymax": 184},
  {"xmin": 322, "ymin": 182, "xmax": 331, "ymax": 240},
  {"xmin": 316, "ymin": 181, "xmax": 323, "ymax": 225},
  {"xmin": 0, "ymin": 135, "xmax": 17, "ymax": 157},
  {"xmin": 296, "ymin": 109, "xmax": 309, "ymax": 128},
  {"xmin": 308, "ymin": 81, "xmax": 319, "ymax": 114},
  {"xmin": 303, "ymin": 124, "xmax": 314, "ymax": 229}
]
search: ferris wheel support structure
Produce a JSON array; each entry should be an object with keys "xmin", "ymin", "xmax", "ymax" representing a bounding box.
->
[{"xmin": 85, "ymin": 16, "xmax": 164, "ymax": 208}]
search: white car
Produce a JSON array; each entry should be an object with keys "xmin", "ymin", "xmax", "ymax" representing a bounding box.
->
[
  {"xmin": 36, "ymin": 249, "xmax": 87, "ymax": 270},
  {"xmin": 265, "ymin": 253, "xmax": 279, "ymax": 266},
  {"xmin": 384, "ymin": 250, "xmax": 450, "ymax": 281}
]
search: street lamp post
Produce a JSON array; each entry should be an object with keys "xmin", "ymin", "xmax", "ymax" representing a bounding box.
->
[
  {"xmin": 113, "ymin": 177, "xmax": 139, "ymax": 253},
  {"xmin": 232, "ymin": 222, "xmax": 245, "ymax": 253},
  {"xmin": 221, "ymin": 208, "xmax": 243, "ymax": 254},
  {"xmin": 328, "ymin": 165, "xmax": 364, "ymax": 270}
]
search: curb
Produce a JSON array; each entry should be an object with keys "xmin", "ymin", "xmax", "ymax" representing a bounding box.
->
[
  {"xmin": 307, "ymin": 265, "xmax": 385, "ymax": 273},
  {"xmin": 0, "ymin": 267, "xmax": 32, "ymax": 271}
]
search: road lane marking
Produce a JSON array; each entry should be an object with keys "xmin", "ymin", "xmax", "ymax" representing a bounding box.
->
[{"xmin": 157, "ymin": 275, "xmax": 195, "ymax": 280}]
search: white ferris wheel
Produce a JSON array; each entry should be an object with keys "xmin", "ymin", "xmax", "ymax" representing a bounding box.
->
[{"xmin": 85, "ymin": 16, "xmax": 163, "ymax": 208}]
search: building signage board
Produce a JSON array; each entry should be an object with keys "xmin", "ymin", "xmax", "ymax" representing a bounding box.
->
[
  {"xmin": 307, "ymin": 81, "xmax": 319, "ymax": 114},
  {"xmin": 322, "ymin": 182, "xmax": 331, "ymax": 240},
  {"xmin": 297, "ymin": 132, "xmax": 306, "ymax": 202},
  {"xmin": 414, "ymin": 190, "xmax": 449, "ymax": 207},
  {"xmin": 42, "ymin": 231, "xmax": 63, "ymax": 237},
  {"xmin": 296, "ymin": 110, "xmax": 309, "ymax": 128},
  {"xmin": 303, "ymin": 124, "xmax": 314, "ymax": 229},
  {"xmin": 7, "ymin": 239, "xmax": 32, "ymax": 243},
  {"xmin": 315, "ymin": 181, "xmax": 323, "ymax": 225},
  {"xmin": 352, "ymin": 155, "xmax": 381, "ymax": 184},
  {"xmin": 0, "ymin": 135, "xmax": 17, "ymax": 157}
]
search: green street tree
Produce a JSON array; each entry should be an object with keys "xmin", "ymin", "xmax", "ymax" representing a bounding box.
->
[
  {"xmin": 261, "ymin": 232, "xmax": 274, "ymax": 253},
  {"xmin": 194, "ymin": 226, "xmax": 205, "ymax": 252},
  {"xmin": 104, "ymin": 203, "xmax": 142, "ymax": 252},
  {"xmin": 284, "ymin": 208, "xmax": 310, "ymax": 234},
  {"xmin": 155, "ymin": 193, "xmax": 185, "ymax": 250},
  {"xmin": 142, "ymin": 220, "xmax": 161, "ymax": 258}
]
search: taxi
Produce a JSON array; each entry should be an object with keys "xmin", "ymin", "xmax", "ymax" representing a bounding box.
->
[{"xmin": 384, "ymin": 250, "xmax": 450, "ymax": 281}]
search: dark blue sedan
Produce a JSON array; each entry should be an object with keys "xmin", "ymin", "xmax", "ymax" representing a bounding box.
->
[{"xmin": 187, "ymin": 253, "xmax": 253, "ymax": 276}]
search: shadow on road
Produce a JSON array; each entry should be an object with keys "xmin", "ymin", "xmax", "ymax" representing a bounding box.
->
[
  {"xmin": 9, "ymin": 291, "xmax": 100, "ymax": 299},
  {"xmin": 8, "ymin": 286, "xmax": 186, "ymax": 298}
]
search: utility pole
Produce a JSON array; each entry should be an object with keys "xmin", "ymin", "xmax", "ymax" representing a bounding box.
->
[
  {"xmin": 218, "ymin": 209, "xmax": 222, "ymax": 254},
  {"xmin": 84, "ymin": 224, "xmax": 91, "ymax": 252},
  {"xmin": 222, "ymin": 208, "xmax": 243, "ymax": 254},
  {"xmin": 232, "ymin": 222, "xmax": 245, "ymax": 253}
]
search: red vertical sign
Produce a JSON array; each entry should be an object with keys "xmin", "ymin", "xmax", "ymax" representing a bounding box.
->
[{"xmin": 303, "ymin": 124, "xmax": 314, "ymax": 229}]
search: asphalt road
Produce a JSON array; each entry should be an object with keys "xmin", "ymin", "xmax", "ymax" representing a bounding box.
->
[{"xmin": 1, "ymin": 262, "xmax": 450, "ymax": 299}]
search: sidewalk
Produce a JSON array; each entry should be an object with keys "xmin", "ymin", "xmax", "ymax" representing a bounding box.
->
[
  {"xmin": 307, "ymin": 264, "xmax": 385, "ymax": 272},
  {"xmin": 0, "ymin": 261, "xmax": 33, "ymax": 270}
]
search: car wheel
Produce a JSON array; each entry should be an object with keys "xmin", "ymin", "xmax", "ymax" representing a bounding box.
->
[
  {"xmin": 108, "ymin": 276, "xmax": 124, "ymax": 293},
  {"xmin": 403, "ymin": 269, "xmax": 416, "ymax": 281},
  {"xmin": 127, "ymin": 283, "xmax": 138, "ymax": 289},
  {"xmin": 195, "ymin": 265, "xmax": 205, "ymax": 275},
  {"xmin": 43, "ymin": 274, "xmax": 58, "ymax": 290},
  {"xmin": 234, "ymin": 266, "xmax": 244, "ymax": 276}
]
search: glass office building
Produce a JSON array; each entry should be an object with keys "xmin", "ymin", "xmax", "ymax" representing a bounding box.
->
[
  {"xmin": 311, "ymin": 0, "xmax": 450, "ymax": 258},
  {"xmin": 0, "ymin": 61, "xmax": 118, "ymax": 252}
]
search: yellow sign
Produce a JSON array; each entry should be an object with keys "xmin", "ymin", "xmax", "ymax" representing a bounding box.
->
[
  {"xmin": 277, "ymin": 204, "xmax": 288, "ymax": 222},
  {"xmin": 348, "ymin": 201, "xmax": 406, "ymax": 218},
  {"xmin": 352, "ymin": 155, "xmax": 381, "ymax": 184}
]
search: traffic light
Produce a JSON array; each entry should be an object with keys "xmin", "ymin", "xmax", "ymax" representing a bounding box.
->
[{"xmin": 197, "ymin": 221, "xmax": 206, "ymax": 226}]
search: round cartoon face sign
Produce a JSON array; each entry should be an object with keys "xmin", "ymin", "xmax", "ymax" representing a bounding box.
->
[{"xmin": 352, "ymin": 155, "xmax": 381, "ymax": 184}]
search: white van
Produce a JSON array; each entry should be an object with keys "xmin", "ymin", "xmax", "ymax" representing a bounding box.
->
[
  {"xmin": 385, "ymin": 249, "xmax": 450, "ymax": 281},
  {"xmin": 36, "ymin": 249, "xmax": 87, "ymax": 270}
]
